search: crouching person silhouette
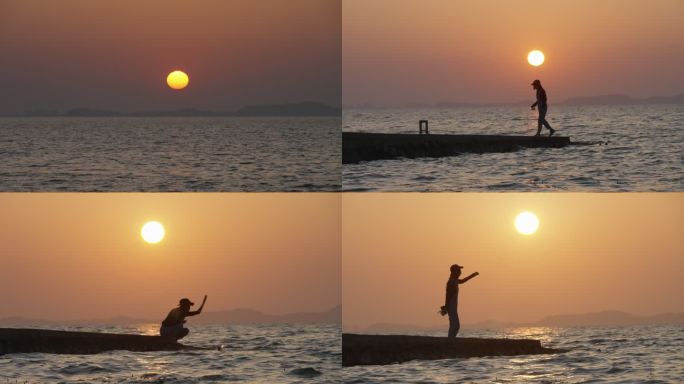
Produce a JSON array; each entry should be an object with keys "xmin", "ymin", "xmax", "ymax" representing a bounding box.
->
[
  {"xmin": 440, "ymin": 265, "xmax": 478, "ymax": 338},
  {"xmin": 160, "ymin": 295, "xmax": 207, "ymax": 340}
]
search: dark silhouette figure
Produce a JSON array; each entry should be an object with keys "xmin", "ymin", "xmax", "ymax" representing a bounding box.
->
[
  {"xmin": 530, "ymin": 79, "xmax": 556, "ymax": 136},
  {"xmin": 160, "ymin": 295, "xmax": 207, "ymax": 340},
  {"xmin": 440, "ymin": 265, "xmax": 478, "ymax": 338}
]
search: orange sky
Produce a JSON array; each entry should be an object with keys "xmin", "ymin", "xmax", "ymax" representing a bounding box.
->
[
  {"xmin": 342, "ymin": 193, "xmax": 683, "ymax": 329},
  {"xmin": 343, "ymin": 0, "xmax": 684, "ymax": 105},
  {"xmin": 0, "ymin": 194, "xmax": 340, "ymax": 321},
  {"xmin": 0, "ymin": 0, "xmax": 341, "ymax": 114}
]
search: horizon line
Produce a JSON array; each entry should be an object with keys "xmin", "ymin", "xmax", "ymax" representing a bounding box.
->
[
  {"xmin": 343, "ymin": 91, "xmax": 684, "ymax": 109},
  {"xmin": 0, "ymin": 304, "xmax": 342, "ymax": 324},
  {"xmin": 0, "ymin": 100, "xmax": 342, "ymax": 118},
  {"xmin": 345, "ymin": 309, "xmax": 684, "ymax": 330}
]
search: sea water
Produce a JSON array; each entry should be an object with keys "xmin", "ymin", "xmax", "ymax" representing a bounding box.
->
[
  {"xmin": 0, "ymin": 324, "xmax": 340, "ymax": 383},
  {"xmin": 0, "ymin": 116, "xmax": 341, "ymax": 191},
  {"xmin": 1, "ymin": 325, "xmax": 682, "ymax": 382},
  {"xmin": 343, "ymin": 105, "xmax": 683, "ymax": 191},
  {"xmin": 340, "ymin": 325, "xmax": 684, "ymax": 383}
]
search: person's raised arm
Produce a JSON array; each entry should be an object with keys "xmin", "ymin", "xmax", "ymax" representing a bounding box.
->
[
  {"xmin": 188, "ymin": 295, "xmax": 208, "ymax": 316},
  {"xmin": 458, "ymin": 272, "xmax": 479, "ymax": 284}
]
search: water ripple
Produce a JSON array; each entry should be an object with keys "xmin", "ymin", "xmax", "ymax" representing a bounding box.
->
[
  {"xmin": 340, "ymin": 325, "xmax": 684, "ymax": 383},
  {"xmin": 0, "ymin": 324, "xmax": 341, "ymax": 383},
  {"xmin": 343, "ymin": 105, "xmax": 684, "ymax": 191},
  {"xmin": 0, "ymin": 116, "xmax": 342, "ymax": 191}
]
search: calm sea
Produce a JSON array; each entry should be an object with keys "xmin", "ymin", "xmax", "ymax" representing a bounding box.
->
[
  {"xmin": 0, "ymin": 116, "xmax": 341, "ymax": 191},
  {"xmin": 341, "ymin": 325, "xmax": 684, "ymax": 383},
  {"xmin": 343, "ymin": 105, "xmax": 683, "ymax": 191},
  {"xmin": 0, "ymin": 324, "xmax": 340, "ymax": 383}
]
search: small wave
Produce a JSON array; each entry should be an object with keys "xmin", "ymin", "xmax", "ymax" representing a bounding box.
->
[
  {"xmin": 486, "ymin": 182, "xmax": 527, "ymax": 190},
  {"xmin": 200, "ymin": 373, "xmax": 233, "ymax": 380},
  {"xmin": 413, "ymin": 175, "xmax": 437, "ymax": 181},
  {"xmin": 367, "ymin": 173, "xmax": 390, "ymax": 179},
  {"xmin": 289, "ymin": 367, "xmax": 322, "ymax": 378},
  {"xmin": 58, "ymin": 363, "xmax": 115, "ymax": 375},
  {"xmin": 606, "ymin": 365, "xmax": 627, "ymax": 374},
  {"xmin": 569, "ymin": 176, "xmax": 599, "ymax": 185}
]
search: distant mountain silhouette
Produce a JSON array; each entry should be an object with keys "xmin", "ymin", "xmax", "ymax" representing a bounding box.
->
[
  {"xmin": 21, "ymin": 108, "xmax": 60, "ymax": 116},
  {"xmin": 0, "ymin": 315, "xmax": 150, "ymax": 327},
  {"xmin": 16, "ymin": 102, "xmax": 340, "ymax": 117},
  {"xmin": 0, "ymin": 306, "xmax": 341, "ymax": 326},
  {"xmin": 128, "ymin": 108, "xmax": 218, "ymax": 117},
  {"xmin": 193, "ymin": 305, "xmax": 341, "ymax": 325},
  {"xmin": 356, "ymin": 311, "xmax": 684, "ymax": 332},
  {"xmin": 537, "ymin": 310, "xmax": 684, "ymax": 327},
  {"xmin": 342, "ymin": 92, "xmax": 684, "ymax": 109},
  {"xmin": 235, "ymin": 101, "xmax": 341, "ymax": 116},
  {"xmin": 65, "ymin": 108, "xmax": 122, "ymax": 117},
  {"xmin": 433, "ymin": 101, "xmax": 474, "ymax": 108},
  {"xmin": 561, "ymin": 92, "xmax": 684, "ymax": 106}
]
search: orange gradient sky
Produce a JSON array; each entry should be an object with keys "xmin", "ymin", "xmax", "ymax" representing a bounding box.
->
[
  {"xmin": 0, "ymin": 0, "xmax": 340, "ymax": 114},
  {"xmin": 0, "ymin": 194, "xmax": 340, "ymax": 321},
  {"xmin": 342, "ymin": 194, "xmax": 683, "ymax": 329},
  {"xmin": 343, "ymin": 0, "xmax": 684, "ymax": 105}
]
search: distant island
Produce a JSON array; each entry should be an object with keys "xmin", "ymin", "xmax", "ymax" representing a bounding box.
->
[
  {"xmin": 562, "ymin": 92, "xmax": 684, "ymax": 106},
  {"xmin": 0, "ymin": 305, "xmax": 341, "ymax": 326},
  {"xmin": 234, "ymin": 102, "xmax": 340, "ymax": 116},
  {"xmin": 346, "ymin": 310, "xmax": 684, "ymax": 333},
  {"xmin": 343, "ymin": 92, "xmax": 684, "ymax": 109},
  {"xmin": 12, "ymin": 101, "xmax": 341, "ymax": 118}
]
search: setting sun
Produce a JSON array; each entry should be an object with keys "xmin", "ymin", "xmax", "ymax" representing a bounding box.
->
[
  {"xmin": 141, "ymin": 221, "xmax": 165, "ymax": 244},
  {"xmin": 514, "ymin": 211, "xmax": 539, "ymax": 235},
  {"xmin": 166, "ymin": 70, "xmax": 189, "ymax": 90},
  {"xmin": 527, "ymin": 50, "xmax": 545, "ymax": 67}
]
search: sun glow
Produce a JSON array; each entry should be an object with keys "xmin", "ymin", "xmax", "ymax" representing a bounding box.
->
[
  {"xmin": 141, "ymin": 221, "xmax": 165, "ymax": 244},
  {"xmin": 166, "ymin": 70, "xmax": 189, "ymax": 90},
  {"xmin": 527, "ymin": 50, "xmax": 545, "ymax": 67},
  {"xmin": 515, "ymin": 212, "xmax": 539, "ymax": 235}
]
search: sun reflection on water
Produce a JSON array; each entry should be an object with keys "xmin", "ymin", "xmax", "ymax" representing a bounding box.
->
[
  {"xmin": 504, "ymin": 326, "xmax": 555, "ymax": 343},
  {"xmin": 136, "ymin": 323, "xmax": 160, "ymax": 336}
]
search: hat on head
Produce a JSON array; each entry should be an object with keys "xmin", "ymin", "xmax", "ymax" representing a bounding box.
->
[
  {"xmin": 450, "ymin": 264, "xmax": 463, "ymax": 273},
  {"xmin": 531, "ymin": 79, "xmax": 541, "ymax": 86},
  {"xmin": 179, "ymin": 298, "xmax": 194, "ymax": 306}
]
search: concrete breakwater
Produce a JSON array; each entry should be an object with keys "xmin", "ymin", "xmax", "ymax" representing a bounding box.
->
[
  {"xmin": 342, "ymin": 333, "xmax": 566, "ymax": 366},
  {"xmin": 343, "ymin": 132, "xmax": 571, "ymax": 164},
  {"xmin": 0, "ymin": 328, "xmax": 197, "ymax": 355}
]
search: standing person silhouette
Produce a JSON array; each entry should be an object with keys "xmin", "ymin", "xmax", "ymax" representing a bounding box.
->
[
  {"xmin": 530, "ymin": 79, "xmax": 556, "ymax": 137},
  {"xmin": 160, "ymin": 295, "xmax": 207, "ymax": 340},
  {"xmin": 440, "ymin": 265, "xmax": 478, "ymax": 338}
]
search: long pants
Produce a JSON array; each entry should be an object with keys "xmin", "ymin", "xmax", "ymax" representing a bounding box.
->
[
  {"xmin": 160, "ymin": 324, "xmax": 189, "ymax": 340},
  {"xmin": 447, "ymin": 303, "xmax": 460, "ymax": 338},
  {"xmin": 537, "ymin": 104, "xmax": 553, "ymax": 134}
]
